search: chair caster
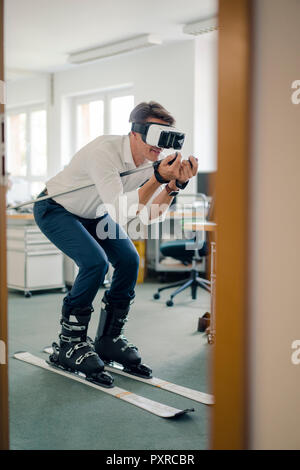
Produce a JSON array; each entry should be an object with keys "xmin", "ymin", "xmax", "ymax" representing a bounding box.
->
[
  {"xmin": 166, "ymin": 299, "xmax": 174, "ymax": 307},
  {"xmin": 153, "ymin": 293, "xmax": 160, "ymax": 300},
  {"xmin": 24, "ymin": 291, "xmax": 32, "ymax": 298},
  {"xmin": 197, "ymin": 312, "xmax": 210, "ymax": 332}
]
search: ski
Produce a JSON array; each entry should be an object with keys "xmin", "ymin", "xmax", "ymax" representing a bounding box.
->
[
  {"xmin": 106, "ymin": 363, "xmax": 215, "ymax": 405},
  {"xmin": 14, "ymin": 352, "xmax": 194, "ymax": 419},
  {"xmin": 44, "ymin": 346, "xmax": 214, "ymax": 405}
]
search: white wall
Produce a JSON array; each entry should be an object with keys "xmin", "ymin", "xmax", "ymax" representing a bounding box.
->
[
  {"xmin": 50, "ymin": 41, "xmax": 196, "ymax": 191},
  {"xmin": 6, "ymin": 38, "xmax": 219, "ymax": 196},
  {"xmin": 194, "ymin": 31, "xmax": 218, "ymax": 172},
  {"xmin": 249, "ymin": 0, "xmax": 300, "ymax": 449},
  {"xmin": 6, "ymin": 74, "xmax": 49, "ymax": 107},
  {"xmin": 5, "ymin": 74, "xmax": 51, "ymax": 201}
]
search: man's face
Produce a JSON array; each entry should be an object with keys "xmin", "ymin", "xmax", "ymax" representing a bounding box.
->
[{"xmin": 133, "ymin": 117, "xmax": 169, "ymax": 162}]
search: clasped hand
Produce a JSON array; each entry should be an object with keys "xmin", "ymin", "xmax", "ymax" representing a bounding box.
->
[{"xmin": 158, "ymin": 153, "xmax": 198, "ymax": 184}]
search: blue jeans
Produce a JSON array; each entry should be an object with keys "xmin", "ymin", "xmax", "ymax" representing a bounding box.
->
[{"xmin": 33, "ymin": 191, "xmax": 139, "ymax": 313}]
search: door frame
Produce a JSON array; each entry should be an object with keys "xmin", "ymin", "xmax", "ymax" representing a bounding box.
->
[
  {"xmin": 0, "ymin": 0, "xmax": 253, "ymax": 451},
  {"xmin": 210, "ymin": 0, "xmax": 252, "ymax": 450},
  {"xmin": 0, "ymin": 0, "xmax": 9, "ymax": 451}
]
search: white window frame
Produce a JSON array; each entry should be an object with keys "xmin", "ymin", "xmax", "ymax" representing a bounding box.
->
[
  {"xmin": 71, "ymin": 87, "xmax": 134, "ymax": 155},
  {"xmin": 6, "ymin": 103, "xmax": 47, "ymax": 182}
]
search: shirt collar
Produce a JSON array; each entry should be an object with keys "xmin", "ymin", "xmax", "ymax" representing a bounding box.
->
[
  {"xmin": 123, "ymin": 135, "xmax": 135, "ymax": 166},
  {"xmin": 122, "ymin": 134, "xmax": 166, "ymax": 169}
]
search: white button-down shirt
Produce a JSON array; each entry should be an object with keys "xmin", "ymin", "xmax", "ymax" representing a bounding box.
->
[{"xmin": 46, "ymin": 135, "xmax": 164, "ymax": 224}]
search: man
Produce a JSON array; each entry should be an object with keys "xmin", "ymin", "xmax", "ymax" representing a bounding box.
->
[{"xmin": 33, "ymin": 101, "xmax": 198, "ymax": 387}]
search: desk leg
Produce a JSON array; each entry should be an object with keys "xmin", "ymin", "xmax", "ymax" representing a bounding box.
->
[
  {"xmin": 197, "ymin": 241, "xmax": 216, "ymax": 339},
  {"xmin": 207, "ymin": 242, "xmax": 216, "ymax": 344}
]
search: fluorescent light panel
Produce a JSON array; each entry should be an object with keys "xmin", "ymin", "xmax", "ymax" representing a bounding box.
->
[
  {"xmin": 183, "ymin": 17, "xmax": 218, "ymax": 36},
  {"xmin": 69, "ymin": 34, "xmax": 162, "ymax": 64}
]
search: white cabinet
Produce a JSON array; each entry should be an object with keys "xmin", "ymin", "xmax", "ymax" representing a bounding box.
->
[{"xmin": 7, "ymin": 220, "xmax": 65, "ymax": 297}]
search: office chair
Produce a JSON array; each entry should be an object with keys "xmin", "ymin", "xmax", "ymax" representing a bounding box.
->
[
  {"xmin": 153, "ymin": 193, "xmax": 212, "ymax": 306},
  {"xmin": 153, "ymin": 235, "xmax": 210, "ymax": 307}
]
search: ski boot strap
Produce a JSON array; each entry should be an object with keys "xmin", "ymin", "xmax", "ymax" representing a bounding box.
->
[
  {"xmin": 102, "ymin": 297, "xmax": 131, "ymax": 315},
  {"xmin": 53, "ymin": 339, "xmax": 99, "ymax": 368},
  {"xmin": 64, "ymin": 342, "xmax": 98, "ymax": 364},
  {"xmin": 106, "ymin": 315, "xmax": 128, "ymax": 337},
  {"xmin": 102, "ymin": 290, "xmax": 135, "ymax": 309},
  {"xmin": 62, "ymin": 305, "xmax": 94, "ymax": 323},
  {"xmin": 60, "ymin": 305, "xmax": 94, "ymax": 343},
  {"xmin": 60, "ymin": 319, "xmax": 88, "ymax": 342},
  {"xmin": 101, "ymin": 297, "xmax": 130, "ymax": 337}
]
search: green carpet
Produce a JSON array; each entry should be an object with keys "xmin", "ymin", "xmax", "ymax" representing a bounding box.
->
[{"xmin": 8, "ymin": 281, "xmax": 212, "ymax": 450}]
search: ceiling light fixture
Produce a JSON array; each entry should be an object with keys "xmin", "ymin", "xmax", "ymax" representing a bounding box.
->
[
  {"xmin": 68, "ymin": 34, "xmax": 162, "ymax": 64},
  {"xmin": 183, "ymin": 17, "xmax": 218, "ymax": 36}
]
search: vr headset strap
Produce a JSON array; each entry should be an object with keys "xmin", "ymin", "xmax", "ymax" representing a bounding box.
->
[{"xmin": 131, "ymin": 122, "xmax": 147, "ymax": 134}]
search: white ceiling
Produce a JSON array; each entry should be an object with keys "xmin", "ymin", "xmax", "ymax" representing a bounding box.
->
[{"xmin": 4, "ymin": 0, "xmax": 218, "ymax": 76}]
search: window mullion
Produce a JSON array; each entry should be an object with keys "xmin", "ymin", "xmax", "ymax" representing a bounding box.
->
[
  {"xmin": 104, "ymin": 94, "xmax": 110, "ymax": 134},
  {"xmin": 72, "ymin": 99, "xmax": 77, "ymax": 155},
  {"xmin": 26, "ymin": 110, "xmax": 31, "ymax": 179}
]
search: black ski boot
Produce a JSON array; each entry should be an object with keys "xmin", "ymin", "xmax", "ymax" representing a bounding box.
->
[
  {"xmin": 94, "ymin": 292, "xmax": 152, "ymax": 378},
  {"xmin": 48, "ymin": 305, "xmax": 114, "ymax": 388}
]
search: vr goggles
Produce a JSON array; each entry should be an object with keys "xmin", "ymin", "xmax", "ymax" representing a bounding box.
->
[{"xmin": 131, "ymin": 122, "xmax": 185, "ymax": 150}]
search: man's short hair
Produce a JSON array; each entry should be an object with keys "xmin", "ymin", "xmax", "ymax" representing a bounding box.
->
[{"xmin": 129, "ymin": 101, "xmax": 175, "ymax": 126}]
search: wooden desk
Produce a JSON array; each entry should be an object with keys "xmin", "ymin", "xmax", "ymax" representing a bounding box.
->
[
  {"xmin": 183, "ymin": 219, "xmax": 217, "ymax": 343},
  {"xmin": 183, "ymin": 221, "xmax": 217, "ymax": 232},
  {"xmin": 7, "ymin": 213, "xmax": 34, "ymax": 220},
  {"xmin": 167, "ymin": 210, "xmax": 216, "ymax": 232},
  {"xmin": 167, "ymin": 210, "xmax": 205, "ymax": 219}
]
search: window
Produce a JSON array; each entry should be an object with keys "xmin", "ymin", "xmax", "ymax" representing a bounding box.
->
[
  {"xmin": 110, "ymin": 95, "xmax": 134, "ymax": 135},
  {"xmin": 76, "ymin": 100, "xmax": 104, "ymax": 150},
  {"xmin": 73, "ymin": 89, "xmax": 133, "ymax": 153},
  {"xmin": 6, "ymin": 113, "xmax": 27, "ymax": 177},
  {"xmin": 6, "ymin": 105, "xmax": 47, "ymax": 196},
  {"xmin": 30, "ymin": 110, "xmax": 47, "ymax": 176}
]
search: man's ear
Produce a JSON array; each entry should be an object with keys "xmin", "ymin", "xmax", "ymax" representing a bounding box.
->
[{"xmin": 132, "ymin": 131, "xmax": 140, "ymax": 141}]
